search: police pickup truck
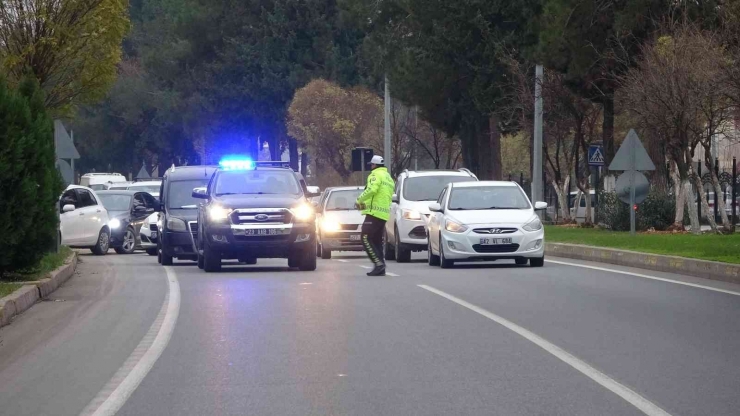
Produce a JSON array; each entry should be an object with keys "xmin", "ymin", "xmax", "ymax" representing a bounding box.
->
[{"xmin": 191, "ymin": 159, "xmax": 320, "ymax": 272}]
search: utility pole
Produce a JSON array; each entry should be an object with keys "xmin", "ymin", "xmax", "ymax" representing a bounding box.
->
[
  {"xmin": 414, "ymin": 105, "xmax": 419, "ymax": 170},
  {"xmin": 384, "ymin": 75, "xmax": 392, "ymax": 174},
  {"xmin": 532, "ymin": 64, "xmax": 544, "ymax": 205}
]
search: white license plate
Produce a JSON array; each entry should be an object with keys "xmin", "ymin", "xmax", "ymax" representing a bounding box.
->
[
  {"xmin": 479, "ymin": 238, "xmax": 513, "ymax": 245},
  {"xmin": 349, "ymin": 234, "xmax": 361, "ymax": 241},
  {"xmin": 244, "ymin": 228, "xmax": 282, "ymax": 236}
]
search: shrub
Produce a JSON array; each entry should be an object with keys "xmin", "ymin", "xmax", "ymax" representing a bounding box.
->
[
  {"xmin": 596, "ymin": 190, "xmax": 675, "ymax": 231},
  {"xmin": 0, "ymin": 78, "xmax": 63, "ymax": 277}
]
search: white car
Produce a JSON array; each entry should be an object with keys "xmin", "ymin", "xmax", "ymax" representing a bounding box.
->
[
  {"xmin": 385, "ymin": 169, "xmax": 478, "ymax": 262},
  {"xmin": 127, "ymin": 180, "xmax": 162, "ymax": 255},
  {"xmin": 426, "ymin": 181, "xmax": 547, "ymax": 268},
  {"xmin": 315, "ymin": 186, "xmax": 364, "ymax": 259},
  {"xmin": 59, "ymin": 185, "xmax": 111, "ymax": 255}
]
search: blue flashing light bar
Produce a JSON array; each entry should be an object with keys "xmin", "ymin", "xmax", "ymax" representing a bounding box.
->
[{"xmin": 218, "ymin": 157, "xmax": 255, "ymax": 171}]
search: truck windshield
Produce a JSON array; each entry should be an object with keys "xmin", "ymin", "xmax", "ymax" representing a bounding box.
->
[{"xmin": 214, "ymin": 170, "xmax": 300, "ymax": 196}]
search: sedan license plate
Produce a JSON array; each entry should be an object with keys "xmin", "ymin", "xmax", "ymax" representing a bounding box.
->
[
  {"xmin": 349, "ymin": 234, "xmax": 361, "ymax": 241},
  {"xmin": 244, "ymin": 228, "xmax": 282, "ymax": 236},
  {"xmin": 479, "ymin": 237, "xmax": 512, "ymax": 245}
]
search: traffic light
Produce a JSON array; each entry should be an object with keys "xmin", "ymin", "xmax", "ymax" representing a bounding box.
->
[
  {"xmin": 351, "ymin": 148, "xmax": 374, "ymax": 172},
  {"xmin": 633, "ymin": 204, "xmax": 638, "ymax": 212}
]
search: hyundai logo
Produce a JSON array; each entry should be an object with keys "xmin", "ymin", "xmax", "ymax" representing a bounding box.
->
[
  {"xmin": 255, "ymin": 214, "xmax": 269, "ymax": 222},
  {"xmin": 489, "ymin": 228, "xmax": 502, "ymax": 234}
]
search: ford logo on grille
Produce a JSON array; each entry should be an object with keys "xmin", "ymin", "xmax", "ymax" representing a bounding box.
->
[{"xmin": 255, "ymin": 214, "xmax": 269, "ymax": 222}]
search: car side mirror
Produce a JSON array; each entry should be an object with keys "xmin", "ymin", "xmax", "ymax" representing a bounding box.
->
[
  {"xmin": 192, "ymin": 187, "xmax": 208, "ymax": 199},
  {"xmin": 429, "ymin": 202, "xmax": 442, "ymax": 212},
  {"xmin": 392, "ymin": 194, "xmax": 399, "ymax": 203},
  {"xmin": 306, "ymin": 192, "xmax": 320, "ymax": 198},
  {"xmin": 534, "ymin": 201, "xmax": 548, "ymax": 210},
  {"xmin": 62, "ymin": 204, "xmax": 75, "ymax": 213}
]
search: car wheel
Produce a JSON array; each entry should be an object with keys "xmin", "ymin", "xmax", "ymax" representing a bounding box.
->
[
  {"xmin": 439, "ymin": 233, "xmax": 454, "ymax": 269},
  {"xmin": 316, "ymin": 240, "xmax": 322, "ymax": 257},
  {"xmin": 115, "ymin": 227, "xmax": 137, "ymax": 254},
  {"xmin": 288, "ymin": 257, "xmax": 299, "ymax": 268},
  {"xmin": 384, "ymin": 229, "xmax": 396, "ymax": 261},
  {"xmin": 427, "ymin": 238, "xmax": 440, "ymax": 266},
  {"xmin": 321, "ymin": 245, "xmax": 332, "ymax": 259},
  {"xmin": 91, "ymin": 228, "xmax": 110, "ymax": 255},
  {"xmin": 203, "ymin": 245, "xmax": 221, "ymax": 272},
  {"xmin": 298, "ymin": 246, "xmax": 317, "ymax": 271},
  {"xmin": 146, "ymin": 248, "xmax": 158, "ymax": 256},
  {"xmin": 395, "ymin": 227, "xmax": 411, "ymax": 263},
  {"xmin": 530, "ymin": 256, "xmax": 545, "ymax": 267},
  {"xmin": 197, "ymin": 252, "xmax": 204, "ymax": 269},
  {"xmin": 515, "ymin": 258, "xmax": 528, "ymax": 266},
  {"xmin": 160, "ymin": 245, "xmax": 173, "ymax": 266}
]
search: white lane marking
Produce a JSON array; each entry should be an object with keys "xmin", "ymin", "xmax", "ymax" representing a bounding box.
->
[
  {"xmin": 335, "ymin": 259, "xmax": 349, "ymax": 263},
  {"xmin": 299, "ymin": 282, "xmax": 313, "ymax": 285},
  {"xmin": 359, "ymin": 265, "xmax": 372, "ymax": 269},
  {"xmin": 546, "ymin": 259, "xmax": 740, "ymax": 297},
  {"xmin": 418, "ymin": 285, "xmax": 672, "ymax": 416},
  {"xmin": 80, "ymin": 266, "xmax": 181, "ymax": 416}
]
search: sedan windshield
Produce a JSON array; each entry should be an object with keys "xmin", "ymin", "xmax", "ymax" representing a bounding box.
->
[
  {"xmin": 128, "ymin": 185, "xmax": 160, "ymax": 193},
  {"xmin": 214, "ymin": 170, "xmax": 300, "ymax": 196},
  {"xmin": 448, "ymin": 186, "xmax": 531, "ymax": 210},
  {"xmin": 325, "ymin": 190, "xmax": 362, "ymax": 211},
  {"xmin": 98, "ymin": 194, "xmax": 132, "ymax": 211},
  {"xmin": 403, "ymin": 175, "xmax": 477, "ymax": 201},
  {"xmin": 168, "ymin": 179, "xmax": 209, "ymax": 209}
]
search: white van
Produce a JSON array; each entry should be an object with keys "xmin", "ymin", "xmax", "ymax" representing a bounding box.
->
[
  {"xmin": 570, "ymin": 190, "xmax": 597, "ymax": 223},
  {"xmin": 80, "ymin": 173, "xmax": 127, "ymax": 191}
]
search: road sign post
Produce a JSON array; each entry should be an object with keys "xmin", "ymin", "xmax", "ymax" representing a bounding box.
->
[{"xmin": 608, "ymin": 129, "xmax": 655, "ymax": 235}]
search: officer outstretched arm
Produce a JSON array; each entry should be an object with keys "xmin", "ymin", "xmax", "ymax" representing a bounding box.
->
[{"xmin": 356, "ymin": 175, "xmax": 378, "ymax": 209}]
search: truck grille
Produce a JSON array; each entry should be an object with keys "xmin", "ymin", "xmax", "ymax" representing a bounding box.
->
[
  {"xmin": 472, "ymin": 244, "xmax": 520, "ymax": 253},
  {"xmin": 188, "ymin": 221, "xmax": 198, "ymax": 241},
  {"xmin": 231, "ymin": 209, "xmax": 292, "ymax": 225}
]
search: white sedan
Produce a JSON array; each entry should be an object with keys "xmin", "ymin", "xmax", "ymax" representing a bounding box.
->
[
  {"xmin": 426, "ymin": 181, "xmax": 547, "ymax": 268},
  {"xmin": 59, "ymin": 185, "xmax": 111, "ymax": 255}
]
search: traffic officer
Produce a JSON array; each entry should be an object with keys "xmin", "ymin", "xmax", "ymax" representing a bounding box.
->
[{"xmin": 355, "ymin": 155, "xmax": 395, "ymax": 276}]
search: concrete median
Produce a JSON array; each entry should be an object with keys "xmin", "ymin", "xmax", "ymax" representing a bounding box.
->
[
  {"xmin": 0, "ymin": 251, "xmax": 78, "ymax": 328},
  {"xmin": 546, "ymin": 243, "xmax": 740, "ymax": 285}
]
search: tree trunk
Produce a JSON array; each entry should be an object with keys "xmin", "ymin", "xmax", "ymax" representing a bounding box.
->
[
  {"xmin": 489, "ymin": 114, "xmax": 503, "ymax": 180},
  {"xmin": 477, "ymin": 116, "xmax": 493, "ymax": 180},
  {"xmin": 289, "ymin": 138, "xmax": 299, "ymax": 171},
  {"xmin": 710, "ymin": 171, "xmax": 731, "ymax": 231},
  {"xmin": 583, "ymin": 182, "xmax": 592, "ymax": 226},
  {"xmin": 684, "ymin": 179, "xmax": 700, "ymax": 234},
  {"xmin": 691, "ymin": 173, "xmax": 719, "ymax": 233},
  {"xmin": 602, "ymin": 95, "xmax": 615, "ymax": 166},
  {"xmin": 671, "ymin": 163, "xmax": 685, "ymax": 229},
  {"xmin": 551, "ymin": 176, "xmax": 571, "ymax": 222},
  {"xmin": 300, "ymin": 151, "xmax": 308, "ymax": 177}
]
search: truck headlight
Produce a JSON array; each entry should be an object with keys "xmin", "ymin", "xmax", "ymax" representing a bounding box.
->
[
  {"xmin": 292, "ymin": 203, "xmax": 314, "ymax": 222},
  {"xmin": 167, "ymin": 218, "xmax": 187, "ymax": 232},
  {"xmin": 109, "ymin": 218, "xmax": 121, "ymax": 229},
  {"xmin": 322, "ymin": 218, "xmax": 341, "ymax": 232},
  {"xmin": 522, "ymin": 216, "xmax": 543, "ymax": 232},
  {"xmin": 402, "ymin": 209, "xmax": 423, "ymax": 220},
  {"xmin": 445, "ymin": 219, "xmax": 468, "ymax": 233},
  {"xmin": 208, "ymin": 206, "xmax": 231, "ymax": 221}
]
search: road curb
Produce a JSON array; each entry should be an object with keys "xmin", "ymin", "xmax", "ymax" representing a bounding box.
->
[
  {"xmin": 546, "ymin": 243, "xmax": 740, "ymax": 285},
  {"xmin": 0, "ymin": 251, "xmax": 78, "ymax": 328}
]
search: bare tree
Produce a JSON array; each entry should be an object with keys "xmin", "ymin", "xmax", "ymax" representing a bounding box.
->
[{"xmin": 621, "ymin": 23, "xmax": 732, "ymax": 233}]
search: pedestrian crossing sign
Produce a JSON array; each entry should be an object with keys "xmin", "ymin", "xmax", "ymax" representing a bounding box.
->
[{"xmin": 588, "ymin": 145, "xmax": 604, "ymax": 166}]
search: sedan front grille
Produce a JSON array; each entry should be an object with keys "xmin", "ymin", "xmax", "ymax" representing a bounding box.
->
[
  {"xmin": 472, "ymin": 244, "xmax": 520, "ymax": 253},
  {"xmin": 473, "ymin": 227, "xmax": 517, "ymax": 234}
]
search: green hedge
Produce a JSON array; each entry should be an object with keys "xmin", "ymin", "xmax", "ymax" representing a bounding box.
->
[
  {"xmin": 0, "ymin": 78, "xmax": 63, "ymax": 277},
  {"xmin": 596, "ymin": 191, "xmax": 675, "ymax": 231}
]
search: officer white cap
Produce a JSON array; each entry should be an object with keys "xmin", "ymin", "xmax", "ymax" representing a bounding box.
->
[{"xmin": 370, "ymin": 155, "xmax": 384, "ymax": 165}]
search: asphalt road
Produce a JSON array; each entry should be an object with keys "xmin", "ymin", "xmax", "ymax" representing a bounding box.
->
[{"xmin": 1, "ymin": 249, "xmax": 740, "ymax": 416}]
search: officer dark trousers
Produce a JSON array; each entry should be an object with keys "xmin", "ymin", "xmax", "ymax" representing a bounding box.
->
[{"xmin": 361, "ymin": 215, "xmax": 386, "ymax": 267}]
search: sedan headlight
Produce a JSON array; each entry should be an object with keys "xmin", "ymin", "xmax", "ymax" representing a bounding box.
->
[
  {"xmin": 208, "ymin": 206, "xmax": 231, "ymax": 221},
  {"xmin": 292, "ymin": 203, "xmax": 314, "ymax": 222},
  {"xmin": 444, "ymin": 218, "xmax": 468, "ymax": 233},
  {"xmin": 108, "ymin": 218, "xmax": 121, "ymax": 229},
  {"xmin": 402, "ymin": 209, "xmax": 423, "ymax": 220},
  {"xmin": 322, "ymin": 218, "xmax": 341, "ymax": 232},
  {"xmin": 522, "ymin": 215, "xmax": 543, "ymax": 232},
  {"xmin": 167, "ymin": 218, "xmax": 188, "ymax": 232}
]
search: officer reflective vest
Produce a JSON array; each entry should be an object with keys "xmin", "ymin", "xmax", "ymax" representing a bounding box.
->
[{"xmin": 356, "ymin": 167, "xmax": 395, "ymax": 221}]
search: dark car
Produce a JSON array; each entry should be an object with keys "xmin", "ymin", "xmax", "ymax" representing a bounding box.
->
[
  {"xmin": 192, "ymin": 160, "xmax": 320, "ymax": 272},
  {"xmin": 96, "ymin": 190, "xmax": 158, "ymax": 254},
  {"xmin": 157, "ymin": 165, "xmax": 218, "ymax": 265}
]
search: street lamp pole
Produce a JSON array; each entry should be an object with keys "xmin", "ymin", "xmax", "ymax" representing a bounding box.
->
[
  {"xmin": 384, "ymin": 75, "xmax": 392, "ymax": 174},
  {"xmin": 532, "ymin": 64, "xmax": 544, "ymax": 205}
]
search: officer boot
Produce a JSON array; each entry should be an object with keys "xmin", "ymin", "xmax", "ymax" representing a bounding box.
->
[{"xmin": 366, "ymin": 263, "xmax": 386, "ymax": 276}]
